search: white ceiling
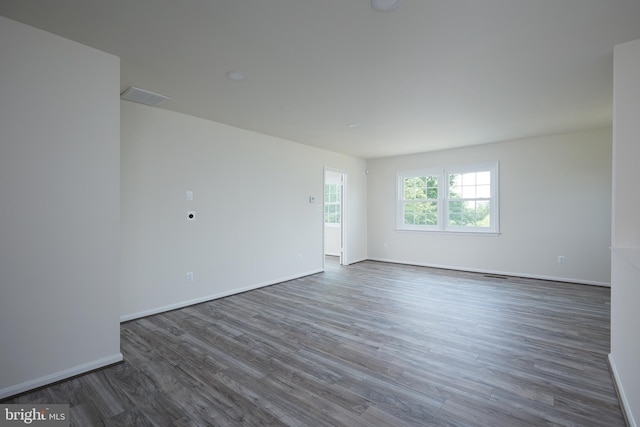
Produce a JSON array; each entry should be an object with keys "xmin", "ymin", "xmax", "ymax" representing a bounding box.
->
[{"xmin": 2, "ymin": 0, "xmax": 640, "ymax": 159}]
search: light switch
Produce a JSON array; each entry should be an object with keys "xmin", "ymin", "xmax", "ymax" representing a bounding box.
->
[
  {"xmin": 309, "ymin": 196, "xmax": 316, "ymax": 204},
  {"xmin": 186, "ymin": 190, "xmax": 193, "ymax": 201}
]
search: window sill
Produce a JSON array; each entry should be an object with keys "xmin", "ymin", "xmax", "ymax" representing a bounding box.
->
[{"xmin": 396, "ymin": 228, "xmax": 501, "ymax": 237}]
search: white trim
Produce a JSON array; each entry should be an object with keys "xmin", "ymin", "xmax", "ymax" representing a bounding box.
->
[
  {"xmin": 395, "ymin": 229, "xmax": 501, "ymax": 237},
  {"xmin": 366, "ymin": 257, "xmax": 611, "ymax": 287},
  {"xmin": 0, "ymin": 353, "xmax": 123, "ymax": 400},
  {"xmin": 120, "ymin": 269, "xmax": 323, "ymax": 322},
  {"xmin": 609, "ymin": 353, "xmax": 637, "ymax": 427},
  {"xmin": 344, "ymin": 256, "xmax": 369, "ymax": 265}
]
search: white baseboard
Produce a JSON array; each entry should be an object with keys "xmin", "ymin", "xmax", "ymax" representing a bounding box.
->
[
  {"xmin": 366, "ymin": 257, "xmax": 610, "ymax": 287},
  {"xmin": 0, "ymin": 353, "xmax": 123, "ymax": 400},
  {"xmin": 346, "ymin": 256, "xmax": 369, "ymax": 265},
  {"xmin": 609, "ymin": 353, "xmax": 637, "ymax": 427},
  {"xmin": 120, "ymin": 268, "xmax": 324, "ymax": 322}
]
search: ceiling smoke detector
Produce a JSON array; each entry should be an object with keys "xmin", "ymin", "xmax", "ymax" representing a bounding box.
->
[
  {"xmin": 226, "ymin": 71, "xmax": 246, "ymax": 81},
  {"xmin": 371, "ymin": 0, "xmax": 402, "ymax": 12},
  {"xmin": 120, "ymin": 87, "xmax": 170, "ymax": 106}
]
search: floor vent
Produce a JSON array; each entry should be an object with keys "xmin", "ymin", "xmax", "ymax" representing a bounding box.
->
[{"xmin": 483, "ymin": 274, "xmax": 508, "ymax": 280}]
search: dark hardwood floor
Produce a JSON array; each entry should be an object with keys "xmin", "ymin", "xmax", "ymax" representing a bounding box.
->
[{"xmin": 4, "ymin": 257, "xmax": 625, "ymax": 426}]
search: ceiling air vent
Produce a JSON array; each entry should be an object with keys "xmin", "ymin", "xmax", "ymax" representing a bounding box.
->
[{"xmin": 120, "ymin": 87, "xmax": 170, "ymax": 106}]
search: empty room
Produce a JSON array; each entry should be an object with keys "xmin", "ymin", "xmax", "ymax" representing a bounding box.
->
[{"xmin": 1, "ymin": 1, "xmax": 639, "ymax": 426}]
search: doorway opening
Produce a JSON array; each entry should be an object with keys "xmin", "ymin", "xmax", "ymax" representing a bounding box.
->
[{"xmin": 324, "ymin": 168, "xmax": 347, "ymax": 266}]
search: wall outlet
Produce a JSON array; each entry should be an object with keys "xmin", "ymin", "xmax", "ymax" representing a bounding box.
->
[
  {"xmin": 186, "ymin": 272, "xmax": 194, "ymax": 283},
  {"xmin": 557, "ymin": 256, "xmax": 566, "ymax": 265}
]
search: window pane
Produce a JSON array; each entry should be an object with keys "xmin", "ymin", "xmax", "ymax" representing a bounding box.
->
[
  {"xmin": 448, "ymin": 200, "xmax": 491, "ymax": 227},
  {"xmin": 404, "ymin": 203, "xmax": 416, "ymax": 225},
  {"xmin": 415, "ymin": 177, "xmax": 425, "ymax": 199},
  {"xmin": 477, "ymin": 171, "xmax": 491, "ymax": 185},
  {"xmin": 449, "ymin": 200, "xmax": 464, "ymax": 212},
  {"xmin": 462, "ymin": 201, "xmax": 477, "ymax": 225},
  {"xmin": 449, "ymin": 214, "xmax": 462, "ymax": 226},
  {"xmin": 461, "ymin": 185, "xmax": 476, "ymax": 198},
  {"xmin": 462, "ymin": 172, "xmax": 476, "ymax": 186},
  {"xmin": 404, "ymin": 176, "xmax": 435, "ymax": 201},
  {"xmin": 404, "ymin": 177, "xmax": 415, "ymax": 200},
  {"xmin": 476, "ymin": 200, "xmax": 490, "ymax": 227},
  {"xmin": 477, "ymin": 184, "xmax": 490, "ymax": 198},
  {"xmin": 449, "ymin": 174, "xmax": 461, "ymax": 198},
  {"xmin": 426, "ymin": 176, "xmax": 438, "ymax": 199},
  {"xmin": 324, "ymin": 183, "xmax": 341, "ymax": 224},
  {"xmin": 425, "ymin": 201, "xmax": 438, "ymax": 225},
  {"xmin": 414, "ymin": 203, "xmax": 426, "ymax": 225}
]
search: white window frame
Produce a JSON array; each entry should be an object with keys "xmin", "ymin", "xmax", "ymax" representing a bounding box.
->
[{"xmin": 396, "ymin": 161, "xmax": 499, "ymax": 235}]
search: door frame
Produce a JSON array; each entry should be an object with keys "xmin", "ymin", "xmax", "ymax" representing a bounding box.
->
[{"xmin": 323, "ymin": 167, "xmax": 347, "ymax": 266}]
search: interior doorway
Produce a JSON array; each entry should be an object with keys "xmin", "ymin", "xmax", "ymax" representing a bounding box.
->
[{"xmin": 324, "ymin": 168, "xmax": 347, "ymax": 266}]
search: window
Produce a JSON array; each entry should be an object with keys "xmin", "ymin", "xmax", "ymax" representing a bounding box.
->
[
  {"xmin": 397, "ymin": 161, "xmax": 499, "ymax": 234},
  {"xmin": 324, "ymin": 183, "xmax": 341, "ymax": 224},
  {"xmin": 401, "ymin": 174, "xmax": 439, "ymax": 228}
]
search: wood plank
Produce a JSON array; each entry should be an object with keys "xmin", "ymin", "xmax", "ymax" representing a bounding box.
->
[{"xmin": 2, "ymin": 258, "xmax": 626, "ymax": 426}]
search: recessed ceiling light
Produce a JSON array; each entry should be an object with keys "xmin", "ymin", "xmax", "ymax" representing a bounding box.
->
[
  {"xmin": 226, "ymin": 71, "xmax": 246, "ymax": 80},
  {"xmin": 371, "ymin": 0, "xmax": 402, "ymax": 12}
]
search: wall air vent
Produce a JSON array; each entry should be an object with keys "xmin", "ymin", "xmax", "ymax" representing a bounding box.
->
[{"xmin": 120, "ymin": 86, "xmax": 170, "ymax": 106}]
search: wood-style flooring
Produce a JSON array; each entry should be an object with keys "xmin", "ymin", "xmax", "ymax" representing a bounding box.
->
[{"xmin": 4, "ymin": 257, "xmax": 625, "ymax": 426}]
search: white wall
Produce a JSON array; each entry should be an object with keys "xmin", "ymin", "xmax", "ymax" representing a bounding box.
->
[
  {"xmin": 367, "ymin": 128, "xmax": 612, "ymax": 285},
  {"xmin": 120, "ymin": 101, "xmax": 367, "ymax": 320},
  {"xmin": 0, "ymin": 17, "xmax": 121, "ymax": 399},
  {"xmin": 610, "ymin": 38, "xmax": 640, "ymax": 427}
]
